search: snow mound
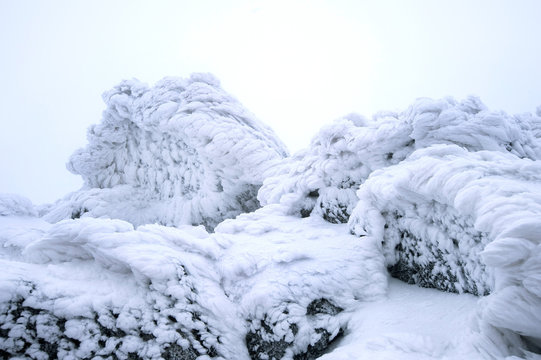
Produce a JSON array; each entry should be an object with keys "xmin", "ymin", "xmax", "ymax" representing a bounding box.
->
[
  {"xmin": 259, "ymin": 97, "xmax": 541, "ymax": 223},
  {"xmin": 349, "ymin": 145, "xmax": 541, "ymax": 352},
  {"xmin": 1, "ymin": 206, "xmax": 387, "ymax": 359},
  {"xmin": 0, "ymin": 194, "xmax": 36, "ymax": 217},
  {"xmin": 44, "ymin": 73, "xmax": 288, "ymax": 229}
]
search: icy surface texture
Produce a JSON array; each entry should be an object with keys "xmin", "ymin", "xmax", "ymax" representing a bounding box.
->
[
  {"xmin": 0, "ymin": 205, "xmax": 387, "ymax": 359},
  {"xmin": 44, "ymin": 73, "xmax": 288, "ymax": 230},
  {"xmin": 349, "ymin": 145, "xmax": 541, "ymax": 351},
  {"xmin": 259, "ymin": 97, "xmax": 541, "ymax": 223}
]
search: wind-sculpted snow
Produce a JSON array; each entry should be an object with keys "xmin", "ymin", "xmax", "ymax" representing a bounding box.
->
[
  {"xmin": 44, "ymin": 73, "xmax": 288, "ymax": 230},
  {"xmin": 349, "ymin": 145, "xmax": 541, "ymax": 353},
  {"xmin": 259, "ymin": 97, "xmax": 541, "ymax": 223},
  {"xmin": 0, "ymin": 205, "xmax": 387, "ymax": 359}
]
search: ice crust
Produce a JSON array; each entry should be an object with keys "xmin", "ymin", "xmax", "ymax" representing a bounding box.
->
[
  {"xmin": 44, "ymin": 73, "xmax": 288, "ymax": 230},
  {"xmin": 2, "ymin": 81, "xmax": 541, "ymax": 359}
]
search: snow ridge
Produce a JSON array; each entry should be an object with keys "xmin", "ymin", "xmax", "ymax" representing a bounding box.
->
[{"xmin": 44, "ymin": 73, "xmax": 288, "ymax": 229}]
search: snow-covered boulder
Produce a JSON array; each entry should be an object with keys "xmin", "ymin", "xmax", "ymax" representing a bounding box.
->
[
  {"xmin": 259, "ymin": 97, "xmax": 541, "ymax": 224},
  {"xmin": 214, "ymin": 205, "xmax": 387, "ymax": 359},
  {"xmin": 349, "ymin": 145, "xmax": 541, "ymax": 351},
  {"xmin": 44, "ymin": 73, "xmax": 288, "ymax": 230},
  {"xmin": 1, "ymin": 206, "xmax": 387, "ymax": 359}
]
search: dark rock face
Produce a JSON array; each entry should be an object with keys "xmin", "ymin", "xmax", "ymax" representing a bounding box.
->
[
  {"xmin": 319, "ymin": 202, "xmax": 349, "ymax": 224},
  {"xmin": 246, "ymin": 317, "xmax": 298, "ymax": 360},
  {"xmin": 306, "ymin": 299, "xmax": 343, "ymax": 316},
  {"xmin": 246, "ymin": 299, "xmax": 344, "ymax": 360},
  {"xmin": 293, "ymin": 328, "xmax": 343, "ymax": 360},
  {"xmin": 381, "ymin": 208, "xmax": 492, "ymax": 296}
]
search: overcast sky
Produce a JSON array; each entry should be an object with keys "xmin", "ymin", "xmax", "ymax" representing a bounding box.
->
[{"xmin": 1, "ymin": 0, "xmax": 540, "ymax": 204}]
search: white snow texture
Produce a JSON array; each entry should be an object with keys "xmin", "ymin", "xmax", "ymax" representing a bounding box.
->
[
  {"xmin": 44, "ymin": 73, "xmax": 288, "ymax": 230},
  {"xmin": 1, "ymin": 74, "xmax": 541, "ymax": 360}
]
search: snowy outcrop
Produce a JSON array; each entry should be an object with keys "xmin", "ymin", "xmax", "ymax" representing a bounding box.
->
[
  {"xmin": 0, "ymin": 206, "xmax": 387, "ymax": 359},
  {"xmin": 349, "ymin": 145, "xmax": 541, "ymax": 352},
  {"xmin": 44, "ymin": 73, "xmax": 288, "ymax": 229},
  {"xmin": 259, "ymin": 97, "xmax": 541, "ymax": 223}
]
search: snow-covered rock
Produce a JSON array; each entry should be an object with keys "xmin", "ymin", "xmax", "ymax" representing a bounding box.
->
[
  {"xmin": 44, "ymin": 73, "xmax": 288, "ymax": 230},
  {"xmin": 214, "ymin": 205, "xmax": 387, "ymax": 359},
  {"xmin": 259, "ymin": 97, "xmax": 541, "ymax": 223},
  {"xmin": 0, "ymin": 206, "xmax": 387, "ymax": 359},
  {"xmin": 349, "ymin": 145, "xmax": 541, "ymax": 353}
]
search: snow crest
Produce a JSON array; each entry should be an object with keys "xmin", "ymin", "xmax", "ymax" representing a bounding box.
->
[
  {"xmin": 44, "ymin": 73, "xmax": 288, "ymax": 229},
  {"xmin": 259, "ymin": 97, "xmax": 541, "ymax": 223}
]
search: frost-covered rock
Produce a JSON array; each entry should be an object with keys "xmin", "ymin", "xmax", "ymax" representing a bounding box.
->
[
  {"xmin": 0, "ymin": 194, "xmax": 36, "ymax": 217},
  {"xmin": 215, "ymin": 205, "xmax": 387, "ymax": 359},
  {"xmin": 44, "ymin": 73, "xmax": 288, "ymax": 230},
  {"xmin": 1, "ymin": 206, "xmax": 387, "ymax": 359},
  {"xmin": 0, "ymin": 218, "xmax": 244, "ymax": 359},
  {"xmin": 349, "ymin": 145, "xmax": 541, "ymax": 352},
  {"xmin": 259, "ymin": 97, "xmax": 541, "ymax": 223}
]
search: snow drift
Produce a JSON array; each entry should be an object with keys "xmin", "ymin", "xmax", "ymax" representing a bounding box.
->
[
  {"xmin": 44, "ymin": 73, "xmax": 288, "ymax": 230},
  {"xmin": 259, "ymin": 96, "xmax": 541, "ymax": 224}
]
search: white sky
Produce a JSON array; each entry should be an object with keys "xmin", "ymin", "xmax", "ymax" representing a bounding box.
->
[{"xmin": 1, "ymin": 0, "xmax": 540, "ymax": 204}]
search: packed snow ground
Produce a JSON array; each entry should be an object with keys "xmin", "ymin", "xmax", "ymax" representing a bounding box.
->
[{"xmin": 1, "ymin": 74, "xmax": 541, "ymax": 359}]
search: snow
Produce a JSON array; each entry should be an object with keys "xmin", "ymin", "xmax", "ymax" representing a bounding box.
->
[
  {"xmin": 259, "ymin": 96, "xmax": 541, "ymax": 223},
  {"xmin": 0, "ymin": 205, "xmax": 387, "ymax": 359},
  {"xmin": 2, "ymin": 76, "xmax": 541, "ymax": 359},
  {"xmin": 319, "ymin": 279, "xmax": 481, "ymax": 360},
  {"xmin": 43, "ymin": 73, "xmax": 288, "ymax": 230}
]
